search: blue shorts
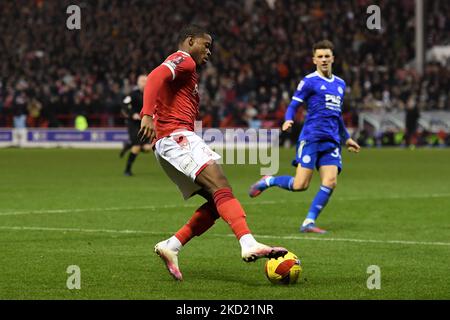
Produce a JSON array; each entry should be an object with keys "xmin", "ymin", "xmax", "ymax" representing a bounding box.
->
[{"xmin": 292, "ymin": 140, "xmax": 342, "ymax": 173}]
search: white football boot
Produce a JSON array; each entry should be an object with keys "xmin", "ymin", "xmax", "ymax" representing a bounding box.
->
[
  {"xmin": 154, "ymin": 241, "xmax": 183, "ymax": 281},
  {"xmin": 241, "ymin": 242, "xmax": 288, "ymax": 262}
]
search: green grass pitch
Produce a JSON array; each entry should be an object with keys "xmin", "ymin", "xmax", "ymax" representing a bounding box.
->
[{"xmin": 0, "ymin": 147, "xmax": 449, "ymax": 299}]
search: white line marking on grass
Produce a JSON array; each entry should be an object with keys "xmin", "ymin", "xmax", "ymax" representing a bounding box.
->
[
  {"xmin": 0, "ymin": 204, "xmax": 198, "ymax": 216},
  {"xmin": 0, "ymin": 226, "xmax": 449, "ymax": 247},
  {"xmin": 252, "ymin": 234, "xmax": 450, "ymax": 247},
  {"xmin": 0, "ymin": 193, "xmax": 449, "ymax": 217},
  {"xmin": 0, "ymin": 226, "xmax": 160, "ymax": 235}
]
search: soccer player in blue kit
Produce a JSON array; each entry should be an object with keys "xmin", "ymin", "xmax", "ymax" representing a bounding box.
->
[{"xmin": 249, "ymin": 40, "xmax": 361, "ymax": 234}]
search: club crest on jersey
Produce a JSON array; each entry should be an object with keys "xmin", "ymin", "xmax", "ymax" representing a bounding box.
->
[
  {"xmin": 192, "ymin": 84, "xmax": 199, "ymax": 96},
  {"xmin": 338, "ymin": 86, "xmax": 344, "ymax": 94}
]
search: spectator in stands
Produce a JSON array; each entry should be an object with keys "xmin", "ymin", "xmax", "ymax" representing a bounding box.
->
[
  {"xmin": 0, "ymin": 0, "xmax": 448, "ymax": 128},
  {"xmin": 26, "ymin": 97, "xmax": 43, "ymax": 127},
  {"xmin": 12, "ymin": 90, "xmax": 27, "ymax": 130}
]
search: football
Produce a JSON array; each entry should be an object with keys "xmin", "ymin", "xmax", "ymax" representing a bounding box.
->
[{"xmin": 264, "ymin": 251, "xmax": 302, "ymax": 285}]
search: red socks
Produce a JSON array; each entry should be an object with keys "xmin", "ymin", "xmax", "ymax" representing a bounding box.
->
[
  {"xmin": 175, "ymin": 202, "xmax": 219, "ymax": 245},
  {"xmin": 174, "ymin": 188, "xmax": 251, "ymax": 245},
  {"xmin": 213, "ymin": 188, "xmax": 251, "ymax": 239}
]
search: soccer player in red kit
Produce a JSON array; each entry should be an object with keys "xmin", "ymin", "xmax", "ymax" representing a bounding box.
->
[{"xmin": 139, "ymin": 25, "xmax": 287, "ymax": 281}]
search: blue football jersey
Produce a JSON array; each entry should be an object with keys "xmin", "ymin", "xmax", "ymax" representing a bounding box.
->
[{"xmin": 286, "ymin": 71, "xmax": 349, "ymax": 144}]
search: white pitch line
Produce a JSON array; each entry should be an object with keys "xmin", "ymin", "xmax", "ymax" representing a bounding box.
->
[
  {"xmin": 0, "ymin": 204, "xmax": 197, "ymax": 217},
  {"xmin": 0, "ymin": 225, "xmax": 449, "ymax": 247},
  {"xmin": 0, "ymin": 226, "xmax": 161, "ymax": 235},
  {"xmin": 0, "ymin": 193, "xmax": 449, "ymax": 217},
  {"xmin": 253, "ymin": 234, "xmax": 450, "ymax": 247}
]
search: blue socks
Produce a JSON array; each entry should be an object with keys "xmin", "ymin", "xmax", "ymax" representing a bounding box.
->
[
  {"xmin": 267, "ymin": 176, "xmax": 294, "ymax": 191},
  {"xmin": 305, "ymin": 185, "xmax": 333, "ymax": 222}
]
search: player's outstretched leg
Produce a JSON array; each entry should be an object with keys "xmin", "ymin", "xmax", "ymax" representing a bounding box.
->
[
  {"xmin": 248, "ymin": 175, "xmax": 272, "ymax": 197},
  {"xmin": 213, "ymin": 187, "xmax": 288, "ymax": 262},
  {"xmin": 197, "ymin": 163, "xmax": 288, "ymax": 262},
  {"xmin": 154, "ymin": 202, "xmax": 219, "ymax": 281},
  {"xmin": 249, "ymin": 175, "xmax": 296, "ymax": 197},
  {"xmin": 240, "ymin": 234, "xmax": 289, "ymax": 262},
  {"xmin": 250, "ymin": 164, "xmax": 314, "ymax": 198},
  {"xmin": 300, "ymin": 222, "xmax": 327, "ymax": 234}
]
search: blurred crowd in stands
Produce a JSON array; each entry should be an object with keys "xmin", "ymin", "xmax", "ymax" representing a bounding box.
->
[{"xmin": 0, "ymin": 0, "xmax": 449, "ymax": 146}]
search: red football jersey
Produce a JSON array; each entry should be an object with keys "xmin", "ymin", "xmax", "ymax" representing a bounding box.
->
[{"xmin": 141, "ymin": 50, "xmax": 199, "ymax": 140}]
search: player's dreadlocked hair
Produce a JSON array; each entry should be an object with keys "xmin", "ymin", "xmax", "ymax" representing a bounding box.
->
[
  {"xmin": 312, "ymin": 40, "xmax": 334, "ymax": 55},
  {"xmin": 177, "ymin": 25, "xmax": 210, "ymax": 44}
]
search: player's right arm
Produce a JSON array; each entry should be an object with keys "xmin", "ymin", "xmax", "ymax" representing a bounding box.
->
[
  {"xmin": 138, "ymin": 64, "xmax": 173, "ymax": 142},
  {"xmin": 139, "ymin": 54, "xmax": 196, "ymax": 141},
  {"xmin": 282, "ymin": 79, "xmax": 310, "ymax": 131}
]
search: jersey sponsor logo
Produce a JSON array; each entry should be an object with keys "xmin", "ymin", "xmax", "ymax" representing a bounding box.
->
[
  {"xmin": 325, "ymin": 94, "xmax": 342, "ymax": 111},
  {"xmin": 325, "ymin": 94, "xmax": 341, "ymax": 105}
]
